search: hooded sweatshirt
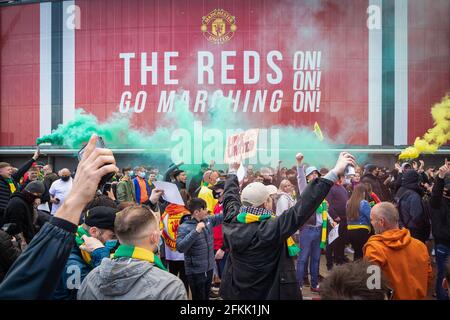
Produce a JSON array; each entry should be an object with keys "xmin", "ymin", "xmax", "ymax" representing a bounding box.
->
[
  {"xmin": 77, "ymin": 258, "xmax": 186, "ymax": 300},
  {"xmin": 363, "ymin": 228, "xmax": 432, "ymax": 300}
]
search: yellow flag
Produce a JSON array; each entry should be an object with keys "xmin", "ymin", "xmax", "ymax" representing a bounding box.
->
[{"xmin": 313, "ymin": 122, "xmax": 324, "ymax": 141}]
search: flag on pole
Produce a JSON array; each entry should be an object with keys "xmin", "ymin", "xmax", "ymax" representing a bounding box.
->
[{"xmin": 313, "ymin": 122, "xmax": 324, "ymax": 141}]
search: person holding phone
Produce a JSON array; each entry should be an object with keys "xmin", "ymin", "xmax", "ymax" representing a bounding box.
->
[
  {"xmin": 0, "ymin": 134, "xmax": 119, "ymax": 299},
  {"xmin": 49, "ymin": 168, "xmax": 73, "ymax": 216}
]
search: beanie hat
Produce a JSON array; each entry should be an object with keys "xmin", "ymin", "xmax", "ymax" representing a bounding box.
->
[{"xmin": 24, "ymin": 181, "xmax": 45, "ymax": 194}]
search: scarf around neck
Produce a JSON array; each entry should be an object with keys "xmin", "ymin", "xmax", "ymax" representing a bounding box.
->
[
  {"xmin": 113, "ymin": 244, "xmax": 167, "ymax": 271},
  {"xmin": 236, "ymin": 206, "xmax": 300, "ymax": 257},
  {"xmin": 6, "ymin": 178, "xmax": 16, "ymax": 193},
  {"xmin": 75, "ymin": 226, "xmax": 94, "ymax": 266}
]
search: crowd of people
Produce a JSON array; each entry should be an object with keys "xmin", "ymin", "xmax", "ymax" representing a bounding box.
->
[{"xmin": 0, "ymin": 135, "xmax": 449, "ymax": 300}]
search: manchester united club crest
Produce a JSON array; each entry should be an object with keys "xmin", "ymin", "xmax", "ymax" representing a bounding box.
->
[{"xmin": 201, "ymin": 9, "xmax": 236, "ymax": 44}]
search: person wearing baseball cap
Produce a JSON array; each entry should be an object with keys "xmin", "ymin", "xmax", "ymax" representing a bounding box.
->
[
  {"xmin": 53, "ymin": 206, "xmax": 118, "ymax": 300},
  {"xmin": 220, "ymin": 152, "xmax": 356, "ymax": 300}
]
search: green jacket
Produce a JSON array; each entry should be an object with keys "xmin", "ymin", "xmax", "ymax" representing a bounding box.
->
[{"xmin": 116, "ymin": 179, "xmax": 136, "ymax": 203}]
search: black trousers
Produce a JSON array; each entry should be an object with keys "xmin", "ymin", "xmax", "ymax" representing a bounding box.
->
[
  {"xmin": 168, "ymin": 260, "xmax": 189, "ymax": 293},
  {"xmin": 186, "ymin": 270, "xmax": 213, "ymax": 300},
  {"xmin": 325, "ymin": 222, "xmax": 347, "ymax": 269},
  {"xmin": 347, "ymin": 228, "xmax": 371, "ymax": 260}
]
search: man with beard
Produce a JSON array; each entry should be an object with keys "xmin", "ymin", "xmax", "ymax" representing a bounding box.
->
[{"xmin": 49, "ymin": 169, "xmax": 73, "ymax": 215}]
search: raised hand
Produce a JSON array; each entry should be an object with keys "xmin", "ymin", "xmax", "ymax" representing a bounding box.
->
[
  {"xmin": 296, "ymin": 153, "xmax": 304, "ymax": 164},
  {"xmin": 332, "ymin": 152, "xmax": 356, "ymax": 176},
  {"xmin": 149, "ymin": 188, "xmax": 164, "ymax": 204},
  {"xmin": 56, "ymin": 134, "xmax": 118, "ymax": 225},
  {"xmin": 438, "ymin": 158, "xmax": 450, "ymax": 179}
]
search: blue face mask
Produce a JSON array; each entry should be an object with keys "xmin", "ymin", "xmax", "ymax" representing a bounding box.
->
[
  {"xmin": 104, "ymin": 239, "xmax": 118, "ymax": 250},
  {"xmin": 128, "ymin": 171, "xmax": 134, "ymax": 177},
  {"xmin": 139, "ymin": 172, "xmax": 146, "ymax": 178}
]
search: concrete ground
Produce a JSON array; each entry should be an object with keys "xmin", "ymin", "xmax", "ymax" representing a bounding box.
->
[{"xmin": 208, "ymin": 246, "xmax": 439, "ymax": 300}]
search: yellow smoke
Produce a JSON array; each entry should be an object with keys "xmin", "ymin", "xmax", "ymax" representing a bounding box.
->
[{"xmin": 399, "ymin": 95, "xmax": 450, "ymax": 160}]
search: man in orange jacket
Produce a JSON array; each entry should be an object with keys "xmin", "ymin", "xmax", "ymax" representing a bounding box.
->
[{"xmin": 364, "ymin": 202, "xmax": 432, "ymax": 300}]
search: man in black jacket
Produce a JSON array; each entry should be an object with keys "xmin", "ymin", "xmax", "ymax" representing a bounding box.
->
[
  {"xmin": 0, "ymin": 134, "xmax": 118, "ymax": 299},
  {"xmin": 361, "ymin": 164, "xmax": 387, "ymax": 201},
  {"xmin": 395, "ymin": 169, "xmax": 430, "ymax": 243},
  {"xmin": 0, "ymin": 149, "xmax": 40, "ymax": 224},
  {"xmin": 219, "ymin": 152, "xmax": 356, "ymax": 300},
  {"xmin": 430, "ymin": 160, "xmax": 450, "ymax": 300},
  {"xmin": 0, "ymin": 229, "xmax": 21, "ymax": 283},
  {"xmin": 2, "ymin": 181, "xmax": 46, "ymax": 249}
]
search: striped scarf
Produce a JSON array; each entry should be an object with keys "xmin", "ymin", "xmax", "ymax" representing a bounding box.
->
[
  {"xmin": 317, "ymin": 201, "xmax": 329, "ymax": 249},
  {"xmin": 113, "ymin": 244, "xmax": 167, "ymax": 271},
  {"xmin": 75, "ymin": 226, "xmax": 94, "ymax": 266},
  {"xmin": 236, "ymin": 206, "xmax": 300, "ymax": 257},
  {"xmin": 6, "ymin": 178, "xmax": 16, "ymax": 193}
]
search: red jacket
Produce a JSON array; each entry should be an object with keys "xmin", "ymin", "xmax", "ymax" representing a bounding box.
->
[{"xmin": 213, "ymin": 203, "xmax": 224, "ymax": 251}]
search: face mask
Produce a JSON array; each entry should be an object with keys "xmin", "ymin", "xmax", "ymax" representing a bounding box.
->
[
  {"xmin": 139, "ymin": 172, "xmax": 146, "ymax": 178},
  {"xmin": 128, "ymin": 171, "xmax": 134, "ymax": 177},
  {"xmin": 61, "ymin": 176, "xmax": 70, "ymax": 182},
  {"xmin": 104, "ymin": 239, "xmax": 118, "ymax": 250},
  {"xmin": 344, "ymin": 178, "xmax": 351, "ymax": 185},
  {"xmin": 213, "ymin": 190, "xmax": 223, "ymax": 200}
]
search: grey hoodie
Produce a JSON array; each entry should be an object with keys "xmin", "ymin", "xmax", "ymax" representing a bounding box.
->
[{"xmin": 77, "ymin": 257, "xmax": 187, "ymax": 300}]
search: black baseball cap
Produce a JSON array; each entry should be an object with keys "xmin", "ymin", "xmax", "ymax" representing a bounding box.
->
[
  {"xmin": 83, "ymin": 206, "xmax": 118, "ymax": 230},
  {"xmin": 209, "ymin": 180, "xmax": 225, "ymax": 191}
]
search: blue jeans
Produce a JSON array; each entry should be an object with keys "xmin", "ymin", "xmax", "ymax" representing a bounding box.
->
[
  {"xmin": 296, "ymin": 226, "xmax": 322, "ymax": 288},
  {"xmin": 435, "ymin": 244, "xmax": 450, "ymax": 300}
]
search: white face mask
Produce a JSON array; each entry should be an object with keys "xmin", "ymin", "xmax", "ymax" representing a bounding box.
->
[{"xmin": 139, "ymin": 172, "xmax": 146, "ymax": 178}]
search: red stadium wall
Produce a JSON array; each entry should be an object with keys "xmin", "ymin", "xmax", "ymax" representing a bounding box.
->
[
  {"xmin": 0, "ymin": 0, "xmax": 448, "ymax": 148},
  {"xmin": 0, "ymin": 4, "xmax": 40, "ymax": 146}
]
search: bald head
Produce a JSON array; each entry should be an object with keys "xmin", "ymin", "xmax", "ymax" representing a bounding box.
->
[
  {"xmin": 370, "ymin": 202, "xmax": 399, "ymax": 234},
  {"xmin": 59, "ymin": 168, "xmax": 71, "ymax": 176},
  {"xmin": 203, "ymin": 170, "xmax": 219, "ymax": 185}
]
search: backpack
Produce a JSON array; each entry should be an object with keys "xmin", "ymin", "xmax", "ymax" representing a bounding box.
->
[{"xmin": 394, "ymin": 190, "xmax": 431, "ymax": 240}]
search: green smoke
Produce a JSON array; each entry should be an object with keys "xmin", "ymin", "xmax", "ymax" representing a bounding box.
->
[{"xmin": 36, "ymin": 95, "xmax": 366, "ymax": 169}]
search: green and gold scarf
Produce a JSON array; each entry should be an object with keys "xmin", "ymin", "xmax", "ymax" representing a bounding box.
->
[
  {"xmin": 113, "ymin": 244, "xmax": 167, "ymax": 271},
  {"xmin": 317, "ymin": 201, "xmax": 329, "ymax": 249},
  {"xmin": 236, "ymin": 206, "xmax": 300, "ymax": 257},
  {"xmin": 75, "ymin": 226, "xmax": 93, "ymax": 266},
  {"xmin": 6, "ymin": 178, "xmax": 16, "ymax": 193}
]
